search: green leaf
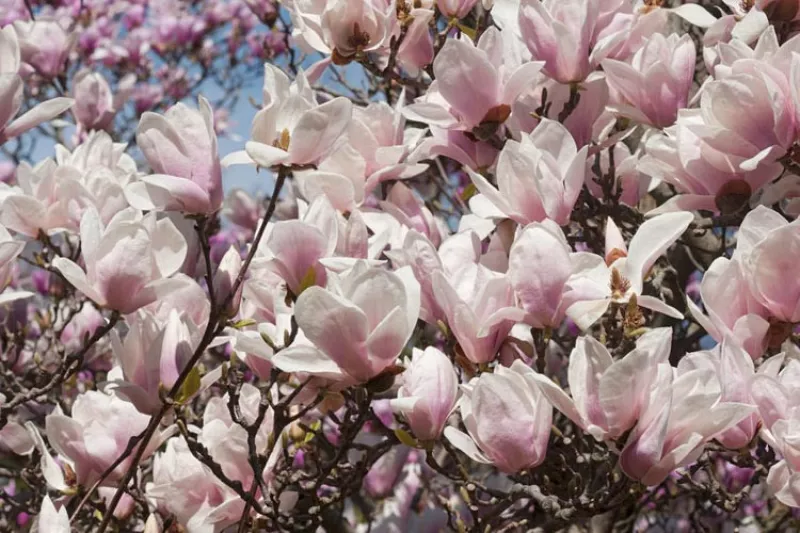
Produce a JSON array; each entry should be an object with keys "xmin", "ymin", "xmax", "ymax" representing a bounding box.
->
[
  {"xmin": 297, "ymin": 266, "xmax": 317, "ymax": 295},
  {"xmin": 230, "ymin": 318, "xmax": 256, "ymax": 330},
  {"xmin": 460, "ymin": 183, "xmax": 477, "ymax": 202},
  {"xmin": 456, "ymin": 22, "xmax": 477, "ymax": 40},
  {"xmin": 394, "ymin": 428, "xmax": 419, "ymax": 448},
  {"xmin": 175, "ymin": 366, "xmax": 201, "ymax": 405}
]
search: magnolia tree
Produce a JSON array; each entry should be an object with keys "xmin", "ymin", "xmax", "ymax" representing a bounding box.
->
[{"xmin": 3, "ymin": 0, "xmax": 800, "ymax": 531}]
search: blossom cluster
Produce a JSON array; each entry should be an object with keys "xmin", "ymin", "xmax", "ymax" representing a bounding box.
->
[{"xmin": 2, "ymin": 0, "xmax": 800, "ymax": 532}]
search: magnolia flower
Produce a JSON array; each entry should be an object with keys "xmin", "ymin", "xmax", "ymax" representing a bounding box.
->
[
  {"xmin": 620, "ymin": 362, "xmax": 755, "ymax": 485},
  {"xmin": 508, "ymin": 220, "xmax": 590, "ymax": 329},
  {"xmin": 36, "ymin": 391, "xmax": 170, "ymax": 488},
  {"xmin": 431, "ymin": 232, "xmax": 521, "ymax": 365},
  {"xmin": 603, "ymin": 33, "xmax": 695, "ymax": 128},
  {"xmin": 126, "ymin": 96, "xmax": 223, "ymax": 215},
  {"xmin": 751, "ymin": 357, "xmax": 800, "ymax": 506},
  {"xmin": 518, "ymin": 0, "xmax": 597, "ymax": 83},
  {"xmin": 0, "ymin": 222, "xmax": 31, "ymax": 306},
  {"xmin": 402, "ymin": 28, "xmax": 543, "ymax": 132},
  {"xmin": 106, "ymin": 310, "xmax": 199, "ymax": 414},
  {"xmin": 214, "ymin": 245, "xmax": 244, "ymax": 317},
  {"xmin": 12, "ymin": 19, "xmax": 75, "ymax": 78},
  {"xmin": 437, "ymin": 0, "xmax": 479, "ymax": 18},
  {"xmin": 234, "ymin": 65, "xmax": 352, "ymax": 169},
  {"xmin": 565, "ymin": 213, "xmax": 694, "ymax": 330},
  {"xmin": 390, "ymin": 347, "xmax": 458, "ymax": 442},
  {"xmin": 531, "ymin": 329, "xmax": 671, "ymax": 441},
  {"xmin": 38, "ymin": 496, "xmax": 69, "ymax": 533},
  {"xmin": 468, "ymin": 119, "xmax": 587, "ymax": 226},
  {"xmin": 445, "ymin": 361, "xmax": 552, "ymax": 473},
  {"xmin": 52, "ymin": 208, "xmax": 187, "ymax": 314},
  {"xmin": 0, "ymin": 27, "xmax": 73, "ymax": 145},
  {"xmin": 272, "ymin": 263, "xmax": 420, "ymax": 383},
  {"xmin": 72, "ymin": 70, "xmax": 135, "ymax": 134}
]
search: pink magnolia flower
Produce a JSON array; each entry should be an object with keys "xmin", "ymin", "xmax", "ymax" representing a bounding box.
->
[
  {"xmin": 509, "ymin": 220, "xmax": 597, "ymax": 329},
  {"xmin": 52, "ymin": 208, "xmax": 187, "ymax": 314},
  {"xmin": 679, "ymin": 337, "xmax": 778, "ymax": 450},
  {"xmin": 390, "ymin": 347, "xmax": 458, "ymax": 442},
  {"xmin": 468, "ymin": 118, "xmax": 588, "ymax": 226},
  {"xmin": 396, "ymin": 6, "xmax": 434, "ymax": 76},
  {"xmin": 437, "ymin": 0, "xmax": 479, "ymax": 18},
  {"xmin": 0, "ymin": 222, "xmax": 31, "ymax": 306},
  {"xmin": 297, "ymin": 98, "xmax": 427, "ymax": 211},
  {"xmin": 106, "ymin": 310, "xmax": 199, "ymax": 414},
  {"xmin": 445, "ymin": 360, "xmax": 551, "ymax": 473},
  {"xmin": 232, "ymin": 65, "xmax": 352, "ymax": 169},
  {"xmin": 214, "ymin": 245, "xmax": 244, "ymax": 317},
  {"xmin": 603, "ymin": 33, "xmax": 695, "ymax": 128},
  {"xmin": 272, "ymin": 263, "xmax": 420, "ymax": 383},
  {"xmin": 72, "ymin": 70, "xmax": 135, "ymax": 135},
  {"xmin": 379, "ymin": 183, "xmax": 448, "ymax": 248},
  {"xmin": 737, "ymin": 206, "xmax": 800, "ymax": 325},
  {"xmin": 432, "ymin": 231, "xmax": 521, "ymax": 365},
  {"xmin": 289, "ymin": 0, "xmax": 395, "ymax": 63},
  {"xmin": 37, "ymin": 496, "xmax": 69, "ymax": 533},
  {"xmin": 0, "ymin": 27, "xmax": 73, "ymax": 145},
  {"xmin": 639, "ymin": 110, "xmax": 784, "ymax": 215},
  {"xmin": 38, "ymin": 391, "xmax": 170, "ymax": 488},
  {"xmin": 619, "ymin": 362, "xmax": 755, "ymax": 485},
  {"xmin": 12, "ymin": 19, "xmax": 75, "ymax": 78},
  {"xmin": 565, "ymin": 213, "xmax": 694, "ymax": 330},
  {"xmin": 530, "ymin": 328, "xmax": 671, "ymax": 441},
  {"xmin": 518, "ymin": 0, "xmax": 597, "ymax": 83},
  {"xmin": 409, "ymin": 127, "xmax": 500, "ymax": 172},
  {"xmin": 402, "ymin": 28, "xmax": 543, "ymax": 132},
  {"xmin": 751, "ymin": 354, "xmax": 800, "ymax": 506},
  {"xmin": 126, "ymin": 96, "xmax": 223, "ymax": 215}
]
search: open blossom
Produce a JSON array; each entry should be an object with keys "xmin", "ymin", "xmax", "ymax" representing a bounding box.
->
[
  {"xmin": 72, "ymin": 71, "xmax": 135, "ymax": 135},
  {"xmin": 12, "ymin": 19, "xmax": 75, "ymax": 78},
  {"xmin": 126, "ymin": 96, "xmax": 223, "ymax": 215},
  {"xmin": 468, "ymin": 119, "xmax": 587, "ymax": 226},
  {"xmin": 288, "ymin": 0, "xmax": 395, "ymax": 63},
  {"xmin": 52, "ymin": 208, "xmax": 187, "ymax": 314},
  {"xmin": 518, "ymin": 0, "xmax": 597, "ymax": 83},
  {"xmin": 232, "ymin": 64, "xmax": 352, "ymax": 169},
  {"xmin": 271, "ymin": 263, "xmax": 420, "ymax": 383},
  {"xmin": 531, "ymin": 328, "xmax": 672, "ymax": 441},
  {"xmin": 445, "ymin": 361, "xmax": 552, "ymax": 473},
  {"xmin": 0, "ymin": 27, "xmax": 73, "ymax": 145},
  {"xmin": 390, "ymin": 347, "xmax": 458, "ymax": 442},
  {"xmin": 106, "ymin": 310, "xmax": 199, "ymax": 415},
  {"xmin": 402, "ymin": 28, "xmax": 543, "ymax": 132},
  {"xmin": 431, "ymin": 231, "xmax": 521, "ymax": 365},
  {"xmin": 603, "ymin": 33, "xmax": 695, "ymax": 128},
  {"xmin": 565, "ymin": 213, "xmax": 694, "ymax": 330},
  {"xmin": 620, "ymin": 362, "xmax": 755, "ymax": 485},
  {"xmin": 36, "ymin": 391, "xmax": 170, "ymax": 488}
]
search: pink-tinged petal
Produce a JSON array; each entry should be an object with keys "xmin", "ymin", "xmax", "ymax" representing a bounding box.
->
[
  {"xmin": 565, "ymin": 299, "xmax": 610, "ymax": 331},
  {"xmin": 443, "ymin": 427, "xmax": 492, "ymax": 465},
  {"xmin": 2, "ymin": 97, "xmax": 73, "ymax": 140},
  {"xmin": 400, "ymin": 102, "xmax": 460, "ymax": 128},
  {"xmin": 298, "ymin": 171, "xmax": 359, "ymax": 211},
  {"xmin": 266, "ymin": 220, "xmax": 328, "ymax": 295},
  {"xmin": 125, "ymin": 174, "xmax": 211, "ymax": 214},
  {"xmin": 509, "ymin": 222, "xmax": 571, "ymax": 327},
  {"xmin": 569, "ymin": 336, "xmax": 612, "ymax": 430},
  {"xmin": 271, "ymin": 344, "xmax": 347, "ymax": 381},
  {"xmin": 466, "ymin": 167, "xmax": 515, "ymax": 218},
  {"xmin": 668, "ymin": 4, "xmax": 718, "ymax": 27},
  {"xmin": 288, "ymin": 98, "xmax": 352, "ymax": 165},
  {"xmin": 635, "ymin": 295, "xmax": 684, "ymax": 320},
  {"xmin": 434, "ymin": 38, "xmax": 499, "ymax": 128},
  {"xmin": 38, "ymin": 495, "xmax": 70, "ymax": 533},
  {"xmin": 624, "ymin": 212, "xmax": 693, "ymax": 293},
  {"xmin": 751, "ymin": 374, "xmax": 790, "ymax": 431},
  {"xmin": 51, "ymin": 257, "xmax": 106, "ymax": 306},
  {"xmin": 244, "ymin": 142, "xmax": 290, "ymax": 168},
  {"xmin": 501, "ymin": 60, "xmax": 545, "ymax": 104},
  {"xmin": 750, "ymin": 225, "xmax": 800, "ymax": 322},
  {"xmin": 768, "ymin": 461, "xmax": 800, "ymax": 507},
  {"xmin": 600, "ymin": 347, "xmax": 658, "ymax": 439},
  {"xmin": 528, "ymin": 372, "xmax": 584, "ymax": 430},
  {"xmin": 294, "ymin": 287, "xmax": 370, "ymax": 380},
  {"xmin": 25, "ymin": 422, "xmax": 68, "ymax": 491}
]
